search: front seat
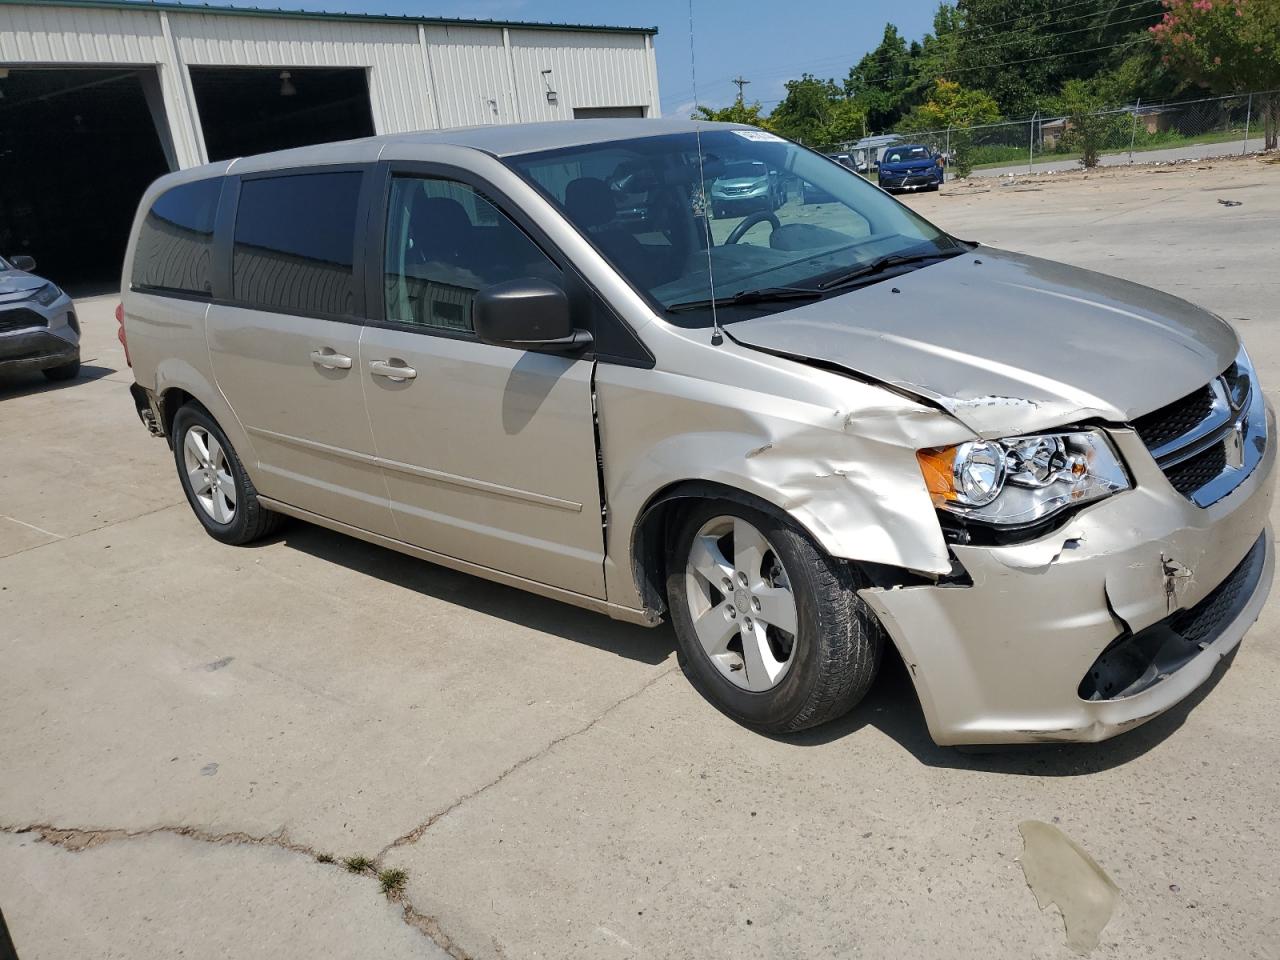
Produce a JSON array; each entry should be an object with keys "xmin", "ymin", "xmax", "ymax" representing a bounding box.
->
[
  {"xmin": 405, "ymin": 195, "xmax": 475, "ymax": 268},
  {"xmin": 565, "ymin": 177, "xmax": 665, "ymax": 288}
]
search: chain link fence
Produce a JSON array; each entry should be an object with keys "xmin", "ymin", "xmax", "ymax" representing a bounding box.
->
[{"xmin": 847, "ymin": 89, "xmax": 1278, "ymax": 178}]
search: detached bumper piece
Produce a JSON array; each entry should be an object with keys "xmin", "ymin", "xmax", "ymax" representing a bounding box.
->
[{"xmin": 1080, "ymin": 533, "xmax": 1266, "ymax": 701}]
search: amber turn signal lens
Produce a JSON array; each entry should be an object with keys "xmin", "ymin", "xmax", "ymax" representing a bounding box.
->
[{"xmin": 916, "ymin": 446, "xmax": 958, "ymax": 505}]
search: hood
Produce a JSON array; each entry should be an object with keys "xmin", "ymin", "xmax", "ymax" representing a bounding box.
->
[
  {"xmin": 0, "ymin": 269, "xmax": 46, "ymax": 299},
  {"xmin": 715, "ymin": 177, "xmax": 766, "ymax": 189},
  {"xmin": 729, "ymin": 246, "xmax": 1238, "ymax": 437},
  {"xmin": 882, "ymin": 159, "xmax": 935, "ymax": 170}
]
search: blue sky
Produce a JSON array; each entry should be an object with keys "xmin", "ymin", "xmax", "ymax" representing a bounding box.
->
[{"xmin": 200, "ymin": 0, "xmax": 942, "ymax": 116}]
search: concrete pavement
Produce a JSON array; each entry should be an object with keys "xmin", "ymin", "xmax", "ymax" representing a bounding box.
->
[{"xmin": 2, "ymin": 154, "xmax": 1279, "ymax": 959}]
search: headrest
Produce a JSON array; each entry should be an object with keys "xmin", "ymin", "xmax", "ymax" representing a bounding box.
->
[
  {"xmin": 565, "ymin": 177, "xmax": 616, "ymax": 230},
  {"xmin": 407, "ymin": 196, "xmax": 473, "ymax": 235}
]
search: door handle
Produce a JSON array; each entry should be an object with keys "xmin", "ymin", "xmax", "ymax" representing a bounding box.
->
[
  {"xmin": 310, "ymin": 349, "xmax": 352, "ymax": 370},
  {"xmin": 369, "ymin": 359, "xmax": 417, "ymax": 381}
]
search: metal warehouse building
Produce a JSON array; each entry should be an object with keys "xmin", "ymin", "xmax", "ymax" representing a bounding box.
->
[{"xmin": 0, "ymin": 0, "xmax": 661, "ymax": 285}]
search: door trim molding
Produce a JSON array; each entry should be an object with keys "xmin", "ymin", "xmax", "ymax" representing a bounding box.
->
[
  {"xmin": 246, "ymin": 425, "xmax": 583, "ymax": 512},
  {"xmin": 257, "ymin": 496, "xmax": 656, "ymax": 625}
]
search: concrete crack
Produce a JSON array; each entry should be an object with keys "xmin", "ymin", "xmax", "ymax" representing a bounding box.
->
[
  {"xmin": 0, "ymin": 820, "xmax": 469, "ymax": 958},
  {"xmin": 378, "ymin": 665, "xmax": 676, "ymax": 859}
]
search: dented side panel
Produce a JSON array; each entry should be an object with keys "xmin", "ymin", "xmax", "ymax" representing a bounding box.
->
[{"xmin": 595, "ymin": 327, "xmax": 975, "ymax": 612}]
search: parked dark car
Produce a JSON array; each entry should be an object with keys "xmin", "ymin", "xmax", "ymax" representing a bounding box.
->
[{"xmin": 878, "ymin": 144, "xmax": 945, "ymax": 193}]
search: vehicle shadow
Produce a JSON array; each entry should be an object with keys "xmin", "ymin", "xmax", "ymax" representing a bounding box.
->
[
  {"xmin": 275, "ymin": 520, "xmax": 676, "ymax": 666},
  {"xmin": 783, "ymin": 645, "xmax": 1239, "ymax": 775},
  {"xmin": 0, "ymin": 363, "xmax": 116, "ymax": 400}
]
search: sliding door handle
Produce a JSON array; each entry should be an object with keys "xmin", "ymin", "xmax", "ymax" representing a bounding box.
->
[
  {"xmin": 310, "ymin": 349, "xmax": 352, "ymax": 370},
  {"xmin": 369, "ymin": 359, "xmax": 417, "ymax": 381}
]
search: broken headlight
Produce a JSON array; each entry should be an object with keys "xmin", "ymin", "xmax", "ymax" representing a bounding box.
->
[{"xmin": 917, "ymin": 431, "xmax": 1130, "ymax": 527}]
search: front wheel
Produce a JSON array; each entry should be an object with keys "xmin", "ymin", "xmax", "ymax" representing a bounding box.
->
[
  {"xmin": 172, "ymin": 404, "xmax": 283, "ymax": 545},
  {"xmin": 666, "ymin": 501, "xmax": 883, "ymax": 733}
]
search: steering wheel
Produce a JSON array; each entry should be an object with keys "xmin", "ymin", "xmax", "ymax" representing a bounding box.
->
[{"xmin": 725, "ymin": 210, "xmax": 781, "ymax": 245}]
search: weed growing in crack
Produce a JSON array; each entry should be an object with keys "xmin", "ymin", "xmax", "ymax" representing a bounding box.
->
[
  {"xmin": 316, "ymin": 853, "xmax": 334, "ymax": 864},
  {"xmin": 379, "ymin": 868, "xmax": 408, "ymax": 894},
  {"xmin": 343, "ymin": 855, "xmax": 373, "ymax": 873}
]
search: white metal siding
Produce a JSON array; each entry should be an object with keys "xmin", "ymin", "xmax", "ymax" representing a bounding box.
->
[
  {"xmin": 0, "ymin": 3, "xmax": 167, "ymax": 62},
  {"xmin": 422, "ymin": 24, "xmax": 514, "ymax": 128},
  {"xmin": 509, "ymin": 30, "xmax": 653, "ymax": 123},
  {"xmin": 0, "ymin": 2, "xmax": 662, "ymax": 164},
  {"xmin": 169, "ymin": 12, "xmax": 435, "ymax": 135}
]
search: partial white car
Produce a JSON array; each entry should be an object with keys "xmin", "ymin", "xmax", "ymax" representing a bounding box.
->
[{"xmin": 0, "ymin": 254, "xmax": 80, "ymax": 382}]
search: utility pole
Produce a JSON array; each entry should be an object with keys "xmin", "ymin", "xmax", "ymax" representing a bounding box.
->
[{"xmin": 731, "ymin": 75, "xmax": 750, "ymax": 104}]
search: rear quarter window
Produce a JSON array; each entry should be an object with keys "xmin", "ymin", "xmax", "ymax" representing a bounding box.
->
[
  {"xmin": 131, "ymin": 178, "xmax": 224, "ymax": 296},
  {"xmin": 231, "ymin": 170, "xmax": 363, "ymax": 318}
]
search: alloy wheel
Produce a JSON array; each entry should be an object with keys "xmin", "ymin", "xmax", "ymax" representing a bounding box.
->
[
  {"xmin": 684, "ymin": 515, "xmax": 798, "ymax": 691},
  {"xmin": 183, "ymin": 425, "xmax": 237, "ymax": 524}
]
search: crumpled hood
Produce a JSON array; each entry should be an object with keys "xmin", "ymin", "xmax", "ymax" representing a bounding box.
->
[
  {"xmin": 0, "ymin": 269, "xmax": 46, "ymax": 299},
  {"xmin": 729, "ymin": 246, "xmax": 1238, "ymax": 437}
]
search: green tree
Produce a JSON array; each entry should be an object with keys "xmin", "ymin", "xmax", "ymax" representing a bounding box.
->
[
  {"xmin": 693, "ymin": 97, "xmax": 772, "ymax": 128},
  {"xmin": 768, "ymin": 74, "xmax": 842, "ymax": 146},
  {"xmin": 1149, "ymin": 0, "xmax": 1280, "ymax": 149},
  {"xmin": 844, "ymin": 24, "xmax": 917, "ymax": 130},
  {"xmin": 949, "ymin": 0, "xmax": 1165, "ymax": 117},
  {"xmin": 1053, "ymin": 77, "xmax": 1128, "ymax": 167},
  {"xmin": 897, "ymin": 79, "xmax": 1001, "ymax": 175}
]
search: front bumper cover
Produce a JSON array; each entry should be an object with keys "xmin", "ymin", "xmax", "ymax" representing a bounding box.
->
[
  {"xmin": 860, "ymin": 414, "xmax": 1277, "ymax": 745},
  {"xmin": 0, "ymin": 294, "xmax": 78, "ymax": 373}
]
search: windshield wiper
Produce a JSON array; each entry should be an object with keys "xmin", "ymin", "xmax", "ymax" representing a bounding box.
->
[
  {"xmin": 817, "ymin": 248, "xmax": 964, "ymax": 290},
  {"xmin": 665, "ymin": 286, "xmax": 823, "ymax": 314}
]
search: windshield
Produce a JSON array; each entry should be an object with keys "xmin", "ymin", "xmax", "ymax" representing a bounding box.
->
[
  {"xmin": 884, "ymin": 146, "xmax": 931, "ymax": 163},
  {"xmin": 505, "ymin": 129, "xmax": 956, "ymax": 327},
  {"xmin": 0, "ymin": 256, "xmax": 10, "ymax": 271}
]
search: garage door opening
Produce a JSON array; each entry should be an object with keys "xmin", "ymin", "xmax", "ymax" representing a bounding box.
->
[
  {"xmin": 0, "ymin": 67, "xmax": 173, "ymax": 290},
  {"xmin": 189, "ymin": 67, "xmax": 376, "ymax": 162}
]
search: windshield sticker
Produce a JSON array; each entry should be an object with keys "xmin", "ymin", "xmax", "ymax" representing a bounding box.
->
[{"xmin": 732, "ymin": 130, "xmax": 784, "ymax": 142}]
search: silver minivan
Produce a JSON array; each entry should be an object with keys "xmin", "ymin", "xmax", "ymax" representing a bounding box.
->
[{"xmin": 122, "ymin": 119, "xmax": 1275, "ymax": 745}]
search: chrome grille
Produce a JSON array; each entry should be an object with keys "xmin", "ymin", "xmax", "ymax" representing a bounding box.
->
[
  {"xmin": 1133, "ymin": 384, "xmax": 1214, "ymax": 450},
  {"xmin": 1132, "ymin": 357, "xmax": 1264, "ymax": 507}
]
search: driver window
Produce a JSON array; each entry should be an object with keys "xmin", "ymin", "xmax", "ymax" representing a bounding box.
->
[{"xmin": 383, "ymin": 176, "xmax": 559, "ymax": 332}]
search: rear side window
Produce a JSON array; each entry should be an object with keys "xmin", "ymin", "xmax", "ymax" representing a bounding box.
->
[
  {"xmin": 232, "ymin": 170, "xmax": 362, "ymax": 317},
  {"xmin": 131, "ymin": 178, "xmax": 223, "ymax": 296}
]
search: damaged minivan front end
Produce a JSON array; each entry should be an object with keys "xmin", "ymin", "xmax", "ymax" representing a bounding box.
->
[{"xmin": 726, "ymin": 252, "xmax": 1274, "ymax": 745}]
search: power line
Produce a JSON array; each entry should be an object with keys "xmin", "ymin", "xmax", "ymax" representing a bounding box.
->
[
  {"xmin": 668, "ymin": 3, "xmax": 1158, "ymax": 108},
  {"xmin": 748, "ymin": 6, "xmax": 1158, "ymax": 88},
  {"xmin": 754, "ymin": 36, "xmax": 1148, "ymax": 106}
]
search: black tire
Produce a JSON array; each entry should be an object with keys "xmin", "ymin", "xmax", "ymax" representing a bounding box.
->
[
  {"xmin": 42, "ymin": 357, "xmax": 80, "ymax": 381},
  {"xmin": 172, "ymin": 403, "xmax": 283, "ymax": 545},
  {"xmin": 666, "ymin": 499, "xmax": 883, "ymax": 734}
]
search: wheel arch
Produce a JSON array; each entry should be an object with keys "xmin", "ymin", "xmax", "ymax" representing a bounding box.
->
[
  {"xmin": 629, "ymin": 478, "xmax": 943, "ymax": 620},
  {"xmin": 150, "ymin": 358, "xmax": 259, "ymax": 468},
  {"xmin": 630, "ymin": 479, "xmax": 839, "ymax": 618}
]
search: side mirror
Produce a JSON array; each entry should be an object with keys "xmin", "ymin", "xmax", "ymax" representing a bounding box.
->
[
  {"xmin": 474, "ymin": 278, "xmax": 591, "ymax": 352},
  {"xmin": 9, "ymin": 255, "xmax": 36, "ymax": 272}
]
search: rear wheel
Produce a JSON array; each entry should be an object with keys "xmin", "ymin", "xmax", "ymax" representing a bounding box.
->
[
  {"xmin": 666, "ymin": 500, "xmax": 883, "ymax": 733},
  {"xmin": 172, "ymin": 404, "xmax": 283, "ymax": 545}
]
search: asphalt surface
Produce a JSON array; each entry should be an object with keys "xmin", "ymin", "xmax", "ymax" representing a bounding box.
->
[{"xmin": 2, "ymin": 154, "xmax": 1278, "ymax": 960}]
